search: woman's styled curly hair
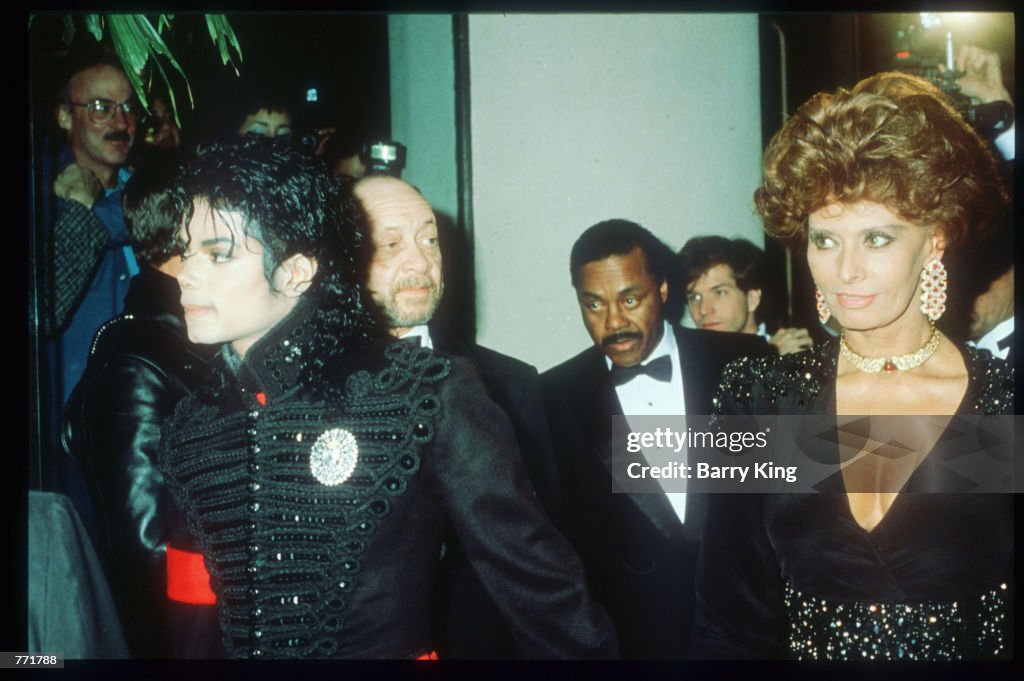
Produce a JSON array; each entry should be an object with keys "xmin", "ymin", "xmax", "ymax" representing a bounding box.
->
[
  {"xmin": 173, "ymin": 136, "xmax": 385, "ymax": 383},
  {"xmin": 754, "ymin": 72, "xmax": 1007, "ymax": 249}
]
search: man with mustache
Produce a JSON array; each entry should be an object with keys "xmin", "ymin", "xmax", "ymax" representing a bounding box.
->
[
  {"xmin": 541, "ymin": 219, "xmax": 769, "ymax": 658},
  {"xmin": 354, "ymin": 175, "xmax": 563, "ymax": 657},
  {"xmin": 40, "ymin": 51, "xmax": 141, "ymax": 538},
  {"xmin": 46, "ymin": 52, "xmax": 140, "ymax": 405}
]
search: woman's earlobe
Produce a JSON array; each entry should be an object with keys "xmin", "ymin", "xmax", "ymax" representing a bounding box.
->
[{"xmin": 931, "ymin": 230, "xmax": 948, "ymax": 261}]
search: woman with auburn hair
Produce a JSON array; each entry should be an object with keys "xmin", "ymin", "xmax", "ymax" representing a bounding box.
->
[{"xmin": 691, "ymin": 72, "xmax": 1013, "ymax": 660}]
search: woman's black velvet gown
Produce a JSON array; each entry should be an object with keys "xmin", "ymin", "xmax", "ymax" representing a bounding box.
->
[{"xmin": 691, "ymin": 339, "xmax": 1014, "ymax": 660}]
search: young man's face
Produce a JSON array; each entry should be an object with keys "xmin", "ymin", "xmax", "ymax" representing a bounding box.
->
[
  {"xmin": 176, "ymin": 200, "xmax": 301, "ymax": 357},
  {"xmin": 686, "ymin": 263, "xmax": 759, "ymax": 333},
  {"xmin": 576, "ymin": 247, "xmax": 667, "ymax": 368}
]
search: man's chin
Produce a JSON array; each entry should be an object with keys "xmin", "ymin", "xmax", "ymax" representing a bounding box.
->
[
  {"xmin": 94, "ymin": 152, "xmax": 130, "ymax": 169},
  {"xmin": 106, "ymin": 151, "xmax": 131, "ymax": 165},
  {"xmin": 100, "ymin": 141, "xmax": 133, "ymax": 163},
  {"xmin": 386, "ymin": 310, "xmax": 436, "ymax": 329}
]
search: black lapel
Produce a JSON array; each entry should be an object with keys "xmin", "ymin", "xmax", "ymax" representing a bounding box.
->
[
  {"xmin": 674, "ymin": 325, "xmax": 711, "ymax": 416},
  {"xmin": 579, "ymin": 345, "xmax": 688, "ymax": 540},
  {"xmin": 574, "ymin": 347, "xmax": 622, "ymax": 434}
]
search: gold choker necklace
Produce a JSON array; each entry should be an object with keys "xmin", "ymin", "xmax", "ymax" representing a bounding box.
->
[{"xmin": 840, "ymin": 326, "xmax": 942, "ymax": 373}]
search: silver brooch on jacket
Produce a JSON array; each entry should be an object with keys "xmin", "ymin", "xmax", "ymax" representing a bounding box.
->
[{"xmin": 309, "ymin": 428, "xmax": 359, "ymax": 486}]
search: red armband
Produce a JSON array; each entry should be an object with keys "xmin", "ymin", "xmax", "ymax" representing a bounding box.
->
[{"xmin": 167, "ymin": 545, "xmax": 217, "ymax": 605}]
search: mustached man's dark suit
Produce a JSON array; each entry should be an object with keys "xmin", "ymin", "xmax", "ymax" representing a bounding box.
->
[{"xmin": 540, "ymin": 324, "xmax": 770, "ymax": 659}]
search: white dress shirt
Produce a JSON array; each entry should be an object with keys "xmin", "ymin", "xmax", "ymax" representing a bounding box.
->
[
  {"xmin": 607, "ymin": 320, "xmax": 688, "ymax": 522},
  {"xmin": 995, "ymin": 124, "xmax": 1014, "ymax": 162}
]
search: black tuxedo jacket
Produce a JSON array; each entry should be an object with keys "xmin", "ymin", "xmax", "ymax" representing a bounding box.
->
[
  {"xmin": 540, "ymin": 324, "xmax": 770, "ymax": 659},
  {"xmin": 429, "ymin": 328, "xmax": 565, "ymax": 658}
]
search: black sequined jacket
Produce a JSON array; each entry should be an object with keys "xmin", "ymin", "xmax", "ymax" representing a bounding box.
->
[
  {"xmin": 158, "ymin": 302, "xmax": 617, "ymax": 659},
  {"xmin": 692, "ymin": 338, "xmax": 1015, "ymax": 660}
]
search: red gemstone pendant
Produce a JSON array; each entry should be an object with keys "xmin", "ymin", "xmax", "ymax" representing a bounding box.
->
[{"xmin": 882, "ymin": 361, "xmax": 897, "ymax": 373}]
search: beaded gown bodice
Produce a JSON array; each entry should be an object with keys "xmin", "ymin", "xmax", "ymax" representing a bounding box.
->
[{"xmin": 692, "ymin": 339, "xmax": 1014, "ymax": 661}]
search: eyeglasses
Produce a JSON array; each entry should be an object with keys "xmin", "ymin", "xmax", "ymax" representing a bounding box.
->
[{"xmin": 69, "ymin": 98, "xmax": 142, "ymax": 124}]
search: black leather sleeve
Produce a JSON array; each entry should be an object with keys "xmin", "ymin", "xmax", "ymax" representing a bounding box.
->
[
  {"xmin": 64, "ymin": 353, "xmax": 180, "ymax": 655},
  {"xmin": 84, "ymin": 355, "xmax": 175, "ymax": 560},
  {"xmin": 425, "ymin": 359, "xmax": 619, "ymax": 659}
]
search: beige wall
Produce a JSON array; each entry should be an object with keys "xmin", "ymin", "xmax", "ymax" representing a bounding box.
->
[{"xmin": 391, "ymin": 14, "xmax": 765, "ymax": 371}]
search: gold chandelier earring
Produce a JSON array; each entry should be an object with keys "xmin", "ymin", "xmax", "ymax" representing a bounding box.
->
[
  {"xmin": 815, "ymin": 285, "xmax": 831, "ymax": 324},
  {"xmin": 919, "ymin": 259, "xmax": 947, "ymax": 322}
]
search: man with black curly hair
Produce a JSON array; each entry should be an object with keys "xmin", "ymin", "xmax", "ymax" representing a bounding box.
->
[
  {"xmin": 62, "ymin": 161, "xmax": 220, "ymax": 658},
  {"xmin": 159, "ymin": 137, "xmax": 616, "ymax": 659}
]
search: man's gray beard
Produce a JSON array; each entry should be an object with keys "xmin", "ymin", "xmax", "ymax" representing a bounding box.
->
[
  {"xmin": 386, "ymin": 307, "xmax": 436, "ymax": 328},
  {"xmin": 385, "ymin": 281, "xmax": 444, "ymax": 329}
]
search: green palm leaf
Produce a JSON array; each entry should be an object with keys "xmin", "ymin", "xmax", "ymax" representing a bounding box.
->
[
  {"xmin": 205, "ymin": 14, "xmax": 243, "ymax": 74},
  {"xmin": 40, "ymin": 14, "xmax": 242, "ymax": 128},
  {"xmin": 83, "ymin": 14, "xmax": 103, "ymax": 42},
  {"xmin": 106, "ymin": 14, "xmax": 207, "ymax": 126}
]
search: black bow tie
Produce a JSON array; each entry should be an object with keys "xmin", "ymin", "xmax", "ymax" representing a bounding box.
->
[
  {"xmin": 397, "ymin": 334, "xmax": 423, "ymax": 348},
  {"xmin": 610, "ymin": 354, "xmax": 672, "ymax": 386},
  {"xmin": 997, "ymin": 334, "xmax": 1012, "ymax": 352}
]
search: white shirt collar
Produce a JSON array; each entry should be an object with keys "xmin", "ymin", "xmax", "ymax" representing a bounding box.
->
[
  {"xmin": 399, "ymin": 325, "xmax": 433, "ymax": 349},
  {"xmin": 607, "ymin": 320, "xmax": 688, "ymax": 523},
  {"xmin": 994, "ymin": 124, "xmax": 1014, "ymax": 162}
]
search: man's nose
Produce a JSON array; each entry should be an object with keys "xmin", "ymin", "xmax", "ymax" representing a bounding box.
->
[
  {"xmin": 699, "ymin": 296, "xmax": 714, "ymax": 319},
  {"xmin": 108, "ymin": 107, "xmax": 130, "ymax": 130},
  {"xmin": 402, "ymin": 244, "xmax": 431, "ymax": 274},
  {"xmin": 605, "ymin": 302, "xmax": 628, "ymax": 331}
]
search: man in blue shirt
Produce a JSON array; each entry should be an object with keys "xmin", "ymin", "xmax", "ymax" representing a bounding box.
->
[
  {"xmin": 47, "ymin": 53, "xmax": 140, "ymax": 404},
  {"xmin": 39, "ymin": 53, "xmax": 140, "ymax": 534}
]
